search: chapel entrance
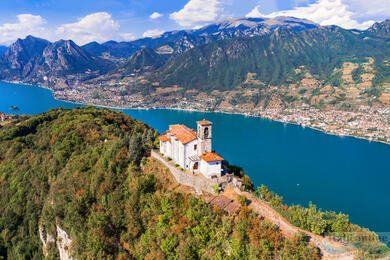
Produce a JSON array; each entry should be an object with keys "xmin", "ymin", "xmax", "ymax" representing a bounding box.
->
[{"xmin": 193, "ymin": 162, "xmax": 199, "ymax": 170}]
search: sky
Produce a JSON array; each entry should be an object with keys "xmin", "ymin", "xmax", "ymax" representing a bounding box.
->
[{"xmin": 0, "ymin": 0, "xmax": 388, "ymax": 45}]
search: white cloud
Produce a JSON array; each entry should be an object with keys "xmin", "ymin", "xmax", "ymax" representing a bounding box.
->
[
  {"xmin": 120, "ymin": 32, "xmax": 136, "ymax": 41},
  {"xmin": 246, "ymin": 0, "xmax": 388, "ymax": 30},
  {"xmin": 170, "ymin": 0, "xmax": 224, "ymax": 27},
  {"xmin": 0, "ymin": 14, "xmax": 50, "ymax": 45},
  {"xmin": 143, "ymin": 29, "xmax": 165, "ymax": 38},
  {"xmin": 150, "ymin": 12, "xmax": 163, "ymax": 19},
  {"xmin": 343, "ymin": 0, "xmax": 390, "ymax": 21},
  {"xmin": 56, "ymin": 12, "xmax": 123, "ymax": 45},
  {"xmin": 0, "ymin": 12, "xmax": 138, "ymax": 46}
]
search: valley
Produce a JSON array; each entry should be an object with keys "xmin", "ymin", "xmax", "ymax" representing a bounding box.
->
[{"xmin": 1, "ymin": 17, "xmax": 390, "ymax": 146}]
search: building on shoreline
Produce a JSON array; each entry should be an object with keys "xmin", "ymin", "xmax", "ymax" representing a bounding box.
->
[{"xmin": 159, "ymin": 120, "xmax": 225, "ymax": 178}]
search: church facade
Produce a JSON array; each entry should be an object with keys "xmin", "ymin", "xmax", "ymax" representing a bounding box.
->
[{"xmin": 159, "ymin": 120, "xmax": 224, "ymax": 179}]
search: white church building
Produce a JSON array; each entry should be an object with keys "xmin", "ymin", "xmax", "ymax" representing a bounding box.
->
[{"xmin": 159, "ymin": 120, "xmax": 224, "ymax": 179}]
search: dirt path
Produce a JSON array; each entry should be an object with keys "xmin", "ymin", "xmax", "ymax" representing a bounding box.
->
[
  {"xmin": 148, "ymin": 156, "xmax": 357, "ymax": 259},
  {"xmin": 222, "ymin": 186, "xmax": 357, "ymax": 260}
]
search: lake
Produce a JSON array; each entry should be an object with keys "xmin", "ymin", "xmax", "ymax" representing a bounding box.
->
[{"xmin": 1, "ymin": 81, "xmax": 390, "ymax": 243}]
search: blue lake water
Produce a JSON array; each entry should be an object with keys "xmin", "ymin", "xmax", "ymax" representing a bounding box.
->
[{"xmin": 1, "ymin": 81, "xmax": 390, "ymax": 242}]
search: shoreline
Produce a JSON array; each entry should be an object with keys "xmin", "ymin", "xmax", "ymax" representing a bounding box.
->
[
  {"xmin": 2, "ymin": 81, "xmax": 389, "ymax": 146},
  {"xmin": 52, "ymin": 96, "xmax": 390, "ymax": 147},
  {"xmin": 53, "ymin": 95, "xmax": 390, "ymax": 147}
]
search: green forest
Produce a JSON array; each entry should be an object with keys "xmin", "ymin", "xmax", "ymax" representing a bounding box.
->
[
  {"xmin": 0, "ymin": 107, "xmax": 388, "ymax": 259},
  {"xmin": 0, "ymin": 107, "xmax": 319, "ymax": 259},
  {"xmin": 152, "ymin": 26, "xmax": 390, "ymax": 93}
]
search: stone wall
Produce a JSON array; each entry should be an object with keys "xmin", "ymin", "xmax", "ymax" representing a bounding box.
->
[{"xmin": 151, "ymin": 150, "xmax": 216, "ymax": 194}]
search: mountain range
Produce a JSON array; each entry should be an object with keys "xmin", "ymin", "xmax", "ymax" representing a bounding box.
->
[
  {"xmin": 0, "ymin": 17, "xmax": 389, "ymax": 109},
  {"xmin": 0, "ymin": 36, "xmax": 114, "ymax": 89},
  {"xmin": 0, "ymin": 17, "xmax": 318, "ymax": 85},
  {"xmin": 153, "ymin": 25, "xmax": 390, "ymax": 91},
  {"xmin": 81, "ymin": 17, "xmax": 318, "ymax": 61}
]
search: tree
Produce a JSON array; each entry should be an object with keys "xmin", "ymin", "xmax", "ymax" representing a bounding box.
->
[{"xmin": 128, "ymin": 133, "xmax": 143, "ymax": 163}]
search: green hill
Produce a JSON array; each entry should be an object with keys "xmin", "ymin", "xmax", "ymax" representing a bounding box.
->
[
  {"xmin": 0, "ymin": 107, "xmax": 321, "ymax": 259},
  {"xmin": 0, "ymin": 107, "xmax": 387, "ymax": 259}
]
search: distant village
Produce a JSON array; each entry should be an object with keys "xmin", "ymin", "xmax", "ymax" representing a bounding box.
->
[
  {"xmin": 0, "ymin": 112, "xmax": 15, "ymax": 122},
  {"xmin": 50, "ymin": 83, "xmax": 390, "ymax": 145}
]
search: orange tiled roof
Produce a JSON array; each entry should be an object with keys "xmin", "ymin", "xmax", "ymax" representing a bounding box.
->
[
  {"xmin": 159, "ymin": 134, "xmax": 171, "ymax": 142},
  {"xmin": 197, "ymin": 120, "xmax": 213, "ymax": 125},
  {"xmin": 200, "ymin": 152, "xmax": 223, "ymax": 162},
  {"xmin": 169, "ymin": 124, "xmax": 197, "ymax": 144}
]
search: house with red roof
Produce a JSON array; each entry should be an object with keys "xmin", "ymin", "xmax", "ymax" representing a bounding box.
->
[{"xmin": 159, "ymin": 120, "xmax": 224, "ymax": 178}]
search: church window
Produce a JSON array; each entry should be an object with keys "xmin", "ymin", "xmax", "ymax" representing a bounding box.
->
[
  {"xmin": 204, "ymin": 127, "xmax": 209, "ymax": 138},
  {"xmin": 194, "ymin": 144, "xmax": 197, "ymax": 150}
]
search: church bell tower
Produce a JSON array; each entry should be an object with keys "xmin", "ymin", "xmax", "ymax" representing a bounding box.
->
[{"xmin": 197, "ymin": 120, "xmax": 213, "ymax": 155}]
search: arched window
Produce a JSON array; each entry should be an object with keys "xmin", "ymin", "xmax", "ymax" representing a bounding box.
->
[{"xmin": 204, "ymin": 127, "xmax": 209, "ymax": 138}]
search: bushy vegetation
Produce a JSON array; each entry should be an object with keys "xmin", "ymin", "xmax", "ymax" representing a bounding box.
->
[
  {"xmin": 228, "ymin": 164, "xmax": 389, "ymax": 258},
  {"xmin": 254, "ymin": 185, "xmax": 390, "ymax": 258},
  {"xmin": 0, "ymin": 107, "xmax": 321, "ymax": 259},
  {"xmin": 0, "ymin": 107, "xmax": 157, "ymax": 259}
]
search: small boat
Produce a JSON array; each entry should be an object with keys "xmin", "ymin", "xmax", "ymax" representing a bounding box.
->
[{"xmin": 9, "ymin": 106, "xmax": 19, "ymax": 111}]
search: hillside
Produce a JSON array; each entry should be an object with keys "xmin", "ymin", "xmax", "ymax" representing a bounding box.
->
[
  {"xmin": 81, "ymin": 41, "xmax": 140, "ymax": 63},
  {"xmin": 0, "ymin": 107, "xmax": 323, "ymax": 259},
  {"xmin": 152, "ymin": 26, "xmax": 390, "ymax": 92},
  {"xmin": 115, "ymin": 48, "xmax": 169, "ymax": 76},
  {"xmin": 0, "ymin": 107, "xmax": 388, "ymax": 259}
]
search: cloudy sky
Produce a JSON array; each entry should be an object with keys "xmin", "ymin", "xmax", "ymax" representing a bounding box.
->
[{"xmin": 0, "ymin": 0, "xmax": 388, "ymax": 45}]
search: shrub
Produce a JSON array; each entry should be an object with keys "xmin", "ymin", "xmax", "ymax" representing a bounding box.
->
[
  {"xmin": 141, "ymin": 157, "xmax": 147, "ymax": 166},
  {"xmin": 212, "ymin": 184, "xmax": 220, "ymax": 194},
  {"xmin": 238, "ymin": 195, "xmax": 247, "ymax": 206}
]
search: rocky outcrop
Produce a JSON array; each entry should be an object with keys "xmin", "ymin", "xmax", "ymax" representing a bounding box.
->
[
  {"xmin": 39, "ymin": 224, "xmax": 74, "ymax": 259},
  {"xmin": 39, "ymin": 225, "xmax": 56, "ymax": 257},
  {"xmin": 367, "ymin": 19, "xmax": 390, "ymax": 38},
  {"xmin": 56, "ymin": 225, "xmax": 74, "ymax": 260}
]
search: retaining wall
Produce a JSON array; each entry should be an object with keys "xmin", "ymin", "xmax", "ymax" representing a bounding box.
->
[{"xmin": 151, "ymin": 150, "xmax": 215, "ymax": 194}]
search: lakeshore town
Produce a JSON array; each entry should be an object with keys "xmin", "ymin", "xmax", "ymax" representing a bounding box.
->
[
  {"xmin": 257, "ymin": 106, "xmax": 390, "ymax": 144},
  {"xmin": 2, "ymin": 80, "xmax": 389, "ymax": 145},
  {"xmin": 0, "ymin": 112, "xmax": 15, "ymax": 123},
  {"xmin": 49, "ymin": 86, "xmax": 390, "ymax": 145},
  {"xmin": 1, "ymin": 102, "xmax": 389, "ymax": 144}
]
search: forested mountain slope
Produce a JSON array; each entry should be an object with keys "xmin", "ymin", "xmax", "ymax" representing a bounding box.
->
[
  {"xmin": 0, "ymin": 107, "xmax": 321, "ymax": 259},
  {"xmin": 152, "ymin": 25, "xmax": 390, "ymax": 92}
]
